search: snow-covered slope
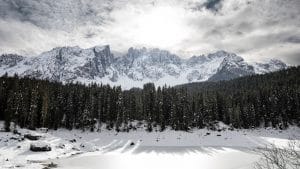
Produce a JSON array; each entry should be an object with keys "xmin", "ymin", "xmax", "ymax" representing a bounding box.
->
[{"xmin": 0, "ymin": 46, "xmax": 287, "ymax": 89}]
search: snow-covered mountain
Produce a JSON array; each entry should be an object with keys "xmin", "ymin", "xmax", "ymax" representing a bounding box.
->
[
  {"xmin": 208, "ymin": 52, "xmax": 255, "ymax": 81},
  {"xmin": 0, "ymin": 45, "xmax": 287, "ymax": 89}
]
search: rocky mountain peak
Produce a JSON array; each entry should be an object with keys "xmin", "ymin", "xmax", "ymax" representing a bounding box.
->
[
  {"xmin": 0, "ymin": 54, "xmax": 24, "ymax": 67},
  {"xmin": 207, "ymin": 50, "xmax": 231, "ymax": 59},
  {"xmin": 208, "ymin": 52, "xmax": 255, "ymax": 81},
  {"xmin": 219, "ymin": 53, "xmax": 251, "ymax": 70},
  {"xmin": 186, "ymin": 55, "xmax": 208, "ymax": 66},
  {"xmin": 125, "ymin": 47, "xmax": 182, "ymax": 65},
  {"xmin": 268, "ymin": 59, "xmax": 287, "ymax": 68},
  {"xmin": 0, "ymin": 45, "xmax": 288, "ymax": 89},
  {"xmin": 253, "ymin": 59, "xmax": 287, "ymax": 74}
]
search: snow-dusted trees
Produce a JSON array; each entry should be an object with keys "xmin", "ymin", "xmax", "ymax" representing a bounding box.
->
[{"xmin": 0, "ymin": 66, "xmax": 299, "ymax": 132}]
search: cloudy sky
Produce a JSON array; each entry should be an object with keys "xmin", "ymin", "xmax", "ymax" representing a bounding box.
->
[{"xmin": 0, "ymin": 0, "xmax": 299, "ymax": 64}]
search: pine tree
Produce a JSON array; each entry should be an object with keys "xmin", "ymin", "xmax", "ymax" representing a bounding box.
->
[
  {"xmin": 143, "ymin": 83, "xmax": 156, "ymax": 132},
  {"xmin": 115, "ymin": 86, "xmax": 123, "ymax": 132},
  {"xmin": 28, "ymin": 87, "xmax": 39, "ymax": 130}
]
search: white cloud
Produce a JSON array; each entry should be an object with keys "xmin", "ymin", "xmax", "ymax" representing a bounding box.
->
[{"xmin": 0, "ymin": 0, "xmax": 299, "ymax": 64}]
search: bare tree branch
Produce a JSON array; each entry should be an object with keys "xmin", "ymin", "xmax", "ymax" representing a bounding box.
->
[{"xmin": 254, "ymin": 141, "xmax": 300, "ymax": 169}]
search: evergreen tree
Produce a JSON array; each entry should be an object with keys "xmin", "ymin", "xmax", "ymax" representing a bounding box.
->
[{"xmin": 0, "ymin": 66, "xmax": 299, "ymax": 131}]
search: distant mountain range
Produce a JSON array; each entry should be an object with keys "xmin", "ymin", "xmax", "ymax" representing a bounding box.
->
[{"xmin": 0, "ymin": 45, "xmax": 287, "ymax": 89}]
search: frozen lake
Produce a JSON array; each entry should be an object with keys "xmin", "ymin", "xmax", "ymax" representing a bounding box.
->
[
  {"xmin": 1, "ymin": 124, "xmax": 299, "ymax": 169},
  {"xmin": 54, "ymin": 146, "xmax": 260, "ymax": 169}
]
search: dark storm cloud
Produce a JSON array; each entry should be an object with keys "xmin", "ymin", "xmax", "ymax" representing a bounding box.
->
[
  {"xmin": 285, "ymin": 36, "xmax": 300, "ymax": 44},
  {"xmin": 204, "ymin": 0, "xmax": 223, "ymax": 11},
  {"xmin": 189, "ymin": 0, "xmax": 223, "ymax": 12}
]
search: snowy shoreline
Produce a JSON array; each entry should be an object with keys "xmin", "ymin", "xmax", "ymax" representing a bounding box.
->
[{"xmin": 0, "ymin": 123, "xmax": 299, "ymax": 169}]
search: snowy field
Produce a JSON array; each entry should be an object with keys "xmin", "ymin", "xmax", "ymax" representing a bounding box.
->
[{"xmin": 0, "ymin": 122, "xmax": 299, "ymax": 169}]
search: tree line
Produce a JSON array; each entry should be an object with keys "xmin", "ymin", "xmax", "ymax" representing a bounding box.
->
[{"xmin": 0, "ymin": 66, "xmax": 299, "ymax": 132}]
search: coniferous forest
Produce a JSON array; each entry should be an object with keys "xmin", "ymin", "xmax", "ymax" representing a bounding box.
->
[{"xmin": 0, "ymin": 66, "xmax": 299, "ymax": 132}]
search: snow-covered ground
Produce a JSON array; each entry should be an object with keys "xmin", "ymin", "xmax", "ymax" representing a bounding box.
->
[{"xmin": 0, "ymin": 122, "xmax": 299, "ymax": 169}]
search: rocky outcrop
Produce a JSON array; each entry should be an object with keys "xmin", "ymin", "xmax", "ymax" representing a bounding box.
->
[{"xmin": 30, "ymin": 142, "xmax": 51, "ymax": 152}]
